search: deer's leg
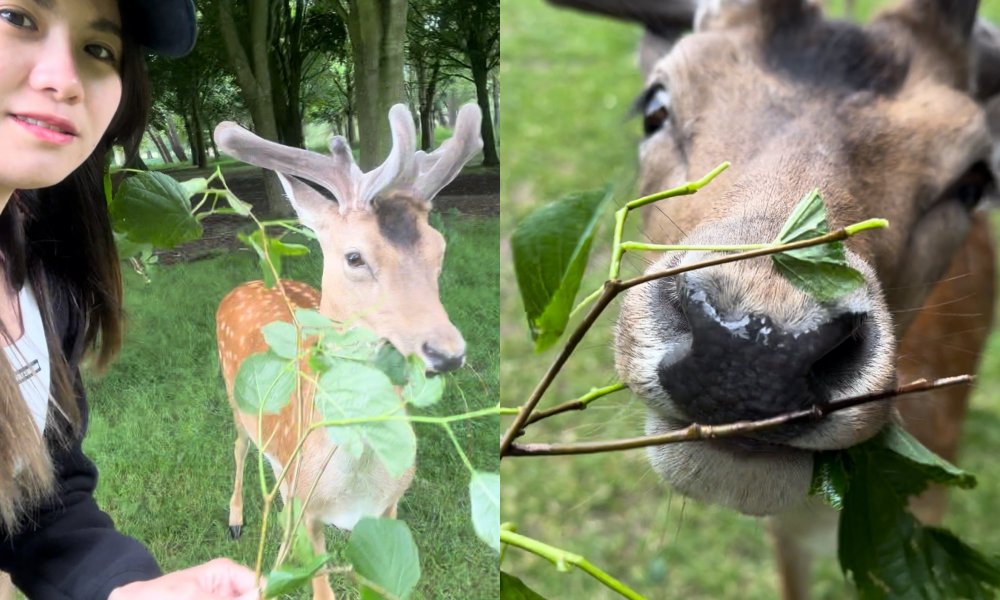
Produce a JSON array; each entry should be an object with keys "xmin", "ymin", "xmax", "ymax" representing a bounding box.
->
[
  {"xmin": 768, "ymin": 499, "xmax": 841, "ymax": 600},
  {"xmin": 306, "ymin": 515, "xmax": 336, "ymax": 600},
  {"xmin": 229, "ymin": 422, "xmax": 250, "ymax": 540},
  {"xmin": 0, "ymin": 572, "xmax": 13, "ymax": 600},
  {"xmin": 895, "ymin": 216, "xmax": 994, "ymax": 524}
]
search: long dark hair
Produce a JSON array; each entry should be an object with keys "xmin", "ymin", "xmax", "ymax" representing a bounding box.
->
[{"xmin": 0, "ymin": 11, "xmax": 151, "ymax": 532}]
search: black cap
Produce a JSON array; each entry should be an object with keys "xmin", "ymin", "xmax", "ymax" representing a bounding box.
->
[{"xmin": 121, "ymin": 0, "xmax": 198, "ymax": 58}]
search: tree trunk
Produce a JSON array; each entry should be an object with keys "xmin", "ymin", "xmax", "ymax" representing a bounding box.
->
[
  {"xmin": 418, "ymin": 60, "xmax": 440, "ymax": 151},
  {"xmin": 446, "ymin": 90, "xmax": 459, "ymax": 128},
  {"xmin": 207, "ymin": 125, "xmax": 220, "ymax": 160},
  {"xmin": 470, "ymin": 47, "xmax": 498, "ymax": 166},
  {"xmin": 150, "ymin": 130, "xmax": 173, "ymax": 164},
  {"xmin": 347, "ymin": 0, "xmax": 408, "ymax": 170},
  {"xmin": 188, "ymin": 98, "xmax": 208, "ymax": 169},
  {"xmin": 166, "ymin": 120, "xmax": 189, "ymax": 162},
  {"xmin": 491, "ymin": 72, "xmax": 500, "ymax": 132},
  {"xmin": 218, "ymin": 0, "xmax": 289, "ymax": 216}
]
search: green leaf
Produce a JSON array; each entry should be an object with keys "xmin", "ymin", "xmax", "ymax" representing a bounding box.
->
[
  {"xmin": 402, "ymin": 355, "xmax": 445, "ymax": 408},
  {"xmin": 470, "ymin": 471, "xmax": 500, "ymax": 553},
  {"xmin": 347, "ymin": 518, "xmax": 421, "ymax": 600},
  {"xmin": 511, "ymin": 188, "xmax": 611, "ymax": 352},
  {"xmin": 233, "ymin": 351, "xmax": 296, "ymax": 414},
  {"xmin": 375, "ymin": 344, "xmax": 409, "ymax": 385},
  {"xmin": 877, "ymin": 424, "xmax": 976, "ymax": 493},
  {"xmin": 279, "ymin": 498, "xmax": 317, "ymax": 567},
  {"xmin": 773, "ymin": 254, "xmax": 865, "ymax": 303},
  {"xmin": 836, "ymin": 430, "xmax": 997, "ymax": 598},
  {"xmin": 501, "ymin": 572, "xmax": 549, "ymax": 600},
  {"xmin": 264, "ymin": 553, "xmax": 330, "ymax": 597},
  {"xmin": 110, "ymin": 171, "xmax": 203, "ymax": 248},
  {"xmin": 810, "ymin": 451, "xmax": 849, "ymax": 510},
  {"xmin": 776, "ymin": 188, "xmax": 828, "ymax": 243},
  {"xmin": 314, "ymin": 360, "xmax": 415, "ymax": 477},
  {"xmin": 113, "ymin": 231, "xmax": 154, "ymax": 262},
  {"xmin": 179, "ymin": 177, "xmax": 209, "ymax": 198},
  {"xmin": 295, "ymin": 309, "xmax": 335, "ymax": 334},
  {"xmin": 321, "ymin": 326, "xmax": 381, "ymax": 361},
  {"xmin": 262, "ymin": 321, "xmax": 300, "ymax": 360},
  {"xmin": 225, "ymin": 190, "xmax": 254, "ymax": 216},
  {"xmin": 238, "ymin": 230, "xmax": 311, "ymax": 287},
  {"xmin": 772, "ymin": 189, "xmax": 865, "ymax": 302}
]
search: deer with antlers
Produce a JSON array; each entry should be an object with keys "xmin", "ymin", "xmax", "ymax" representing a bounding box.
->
[
  {"xmin": 212, "ymin": 104, "xmax": 482, "ymax": 600},
  {"xmin": 545, "ymin": 0, "xmax": 1000, "ymax": 597}
]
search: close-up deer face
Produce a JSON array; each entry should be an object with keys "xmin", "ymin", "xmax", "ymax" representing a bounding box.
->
[{"xmin": 613, "ymin": 0, "xmax": 1000, "ymax": 515}]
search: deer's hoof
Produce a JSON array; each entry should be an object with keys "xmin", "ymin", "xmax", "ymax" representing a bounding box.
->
[{"xmin": 229, "ymin": 525, "xmax": 242, "ymax": 540}]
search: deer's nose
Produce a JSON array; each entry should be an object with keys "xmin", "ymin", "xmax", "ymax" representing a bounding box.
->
[
  {"xmin": 658, "ymin": 286, "xmax": 866, "ymax": 440},
  {"xmin": 422, "ymin": 343, "xmax": 465, "ymax": 373}
]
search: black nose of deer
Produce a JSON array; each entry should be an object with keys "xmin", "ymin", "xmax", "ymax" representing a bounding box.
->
[
  {"xmin": 422, "ymin": 343, "xmax": 465, "ymax": 373},
  {"xmin": 658, "ymin": 287, "xmax": 866, "ymax": 441}
]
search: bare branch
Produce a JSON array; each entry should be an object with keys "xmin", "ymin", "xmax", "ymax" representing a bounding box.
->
[{"xmin": 505, "ymin": 376, "xmax": 975, "ymax": 457}]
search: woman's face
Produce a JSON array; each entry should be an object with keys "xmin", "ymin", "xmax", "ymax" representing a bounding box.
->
[{"xmin": 0, "ymin": 0, "xmax": 123, "ymax": 193}]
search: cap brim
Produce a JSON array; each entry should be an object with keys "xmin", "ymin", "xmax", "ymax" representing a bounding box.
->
[{"xmin": 123, "ymin": 0, "xmax": 198, "ymax": 58}]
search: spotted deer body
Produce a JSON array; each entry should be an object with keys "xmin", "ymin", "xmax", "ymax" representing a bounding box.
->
[
  {"xmin": 213, "ymin": 104, "xmax": 483, "ymax": 600},
  {"xmin": 548, "ymin": 0, "xmax": 1000, "ymax": 598}
]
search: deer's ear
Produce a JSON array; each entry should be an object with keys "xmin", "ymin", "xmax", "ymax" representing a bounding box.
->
[{"xmin": 275, "ymin": 173, "xmax": 340, "ymax": 230}]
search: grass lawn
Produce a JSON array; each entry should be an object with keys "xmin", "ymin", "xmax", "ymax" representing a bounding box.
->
[
  {"xmin": 500, "ymin": 0, "xmax": 1000, "ymax": 598},
  {"xmin": 81, "ymin": 212, "xmax": 498, "ymax": 599}
]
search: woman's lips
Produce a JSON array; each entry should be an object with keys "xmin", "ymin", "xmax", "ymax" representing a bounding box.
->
[{"xmin": 10, "ymin": 113, "xmax": 78, "ymax": 145}]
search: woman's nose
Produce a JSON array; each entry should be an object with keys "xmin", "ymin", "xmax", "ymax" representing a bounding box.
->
[{"xmin": 29, "ymin": 34, "xmax": 84, "ymax": 103}]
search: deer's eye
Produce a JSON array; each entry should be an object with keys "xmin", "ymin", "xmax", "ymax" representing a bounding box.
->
[
  {"xmin": 642, "ymin": 86, "xmax": 671, "ymax": 136},
  {"xmin": 948, "ymin": 162, "xmax": 995, "ymax": 211},
  {"xmin": 345, "ymin": 252, "xmax": 366, "ymax": 268}
]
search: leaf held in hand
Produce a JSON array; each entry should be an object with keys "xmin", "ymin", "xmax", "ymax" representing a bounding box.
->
[{"xmin": 511, "ymin": 188, "xmax": 611, "ymax": 352}]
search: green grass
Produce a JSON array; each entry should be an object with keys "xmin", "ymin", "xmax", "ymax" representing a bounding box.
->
[
  {"xmin": 500, "ymin": 1, "xmax": 1000, "ymax": 598},
  {"xmin": 82, "ymin": 213, "xmax": 498, "ymax": 599}
]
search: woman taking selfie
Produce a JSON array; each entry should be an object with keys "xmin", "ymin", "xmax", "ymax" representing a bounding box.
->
[{"xmin": 0, "ymin": 0, "xmax": 257, "ymax": 598}]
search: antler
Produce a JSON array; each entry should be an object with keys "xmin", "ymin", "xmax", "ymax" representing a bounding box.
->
[{"xmin": 214, "ymin": 103, "xmax": 483, "ymax": 213}]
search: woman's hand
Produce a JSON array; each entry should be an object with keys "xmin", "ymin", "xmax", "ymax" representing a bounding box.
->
[{"xmin": 108, "ymin": 558, "xmax": 261, "ymax": 600}]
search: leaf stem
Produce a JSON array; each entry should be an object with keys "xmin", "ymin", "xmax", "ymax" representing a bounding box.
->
[
  {"xmin": 524, "ymin": 382, "xmax": 628, "ymax": 426},
  {"xmin": 500, "ymin": 530, "xmax": 646, "ymax": 600},
  {"xmin": 620, "ymin": 242, "xmax": 769, "ymax": 253},
  {"xmin": 506, "ymin": 376, "xmax": 973, "ymax": 457}
]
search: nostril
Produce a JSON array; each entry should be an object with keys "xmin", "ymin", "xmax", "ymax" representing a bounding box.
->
[
  {"xmin": 421, "ymin": 343, "xmax": 465, "ymax": 373},
  {"xmin": 808, "ymin": 313, "xmax": 868, "ymax": 389}
]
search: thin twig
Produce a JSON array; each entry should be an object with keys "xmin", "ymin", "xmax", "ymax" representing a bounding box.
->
[
  {"xmin": 524, "ymin": 382, "xmax": 628, "ymax": 426},
  {"xmin": 506, "ymin": 375, "xmax": 973, "ymax": 457}
]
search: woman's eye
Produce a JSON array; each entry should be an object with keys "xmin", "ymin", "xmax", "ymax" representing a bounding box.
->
[
  {"xmin": 345, "ymin": 252, "xmax": 366, "ymax": 268},
  {"xmin": 86, "ymin": 44, "xmax": 116, "ymax": 63},
  {"xmin": 0, "ymin": 8, "xmax": 37, "ymax": 30},
  {"xmin": 643, "ymin": 86, "xmax": 671, "ymax": 136}
]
